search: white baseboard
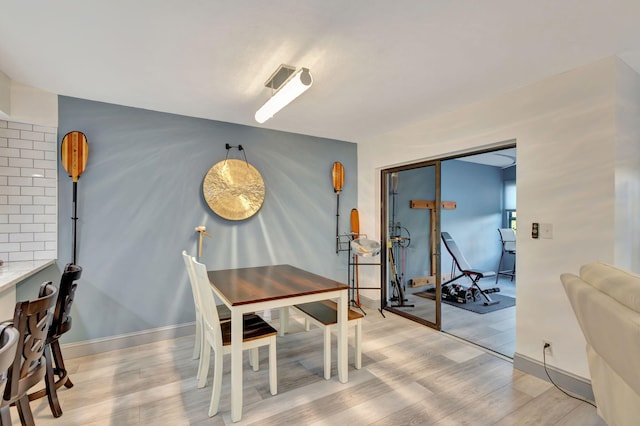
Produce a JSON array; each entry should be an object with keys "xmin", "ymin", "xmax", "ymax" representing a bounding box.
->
[{"xmin": 61, "ymin": 322, "xmax": 196, "ymax": 359}]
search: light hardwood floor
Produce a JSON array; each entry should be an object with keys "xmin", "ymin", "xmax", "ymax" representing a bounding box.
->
[{"xmin": 14, "ymin": 309, "xmax": 603, "ymax": 425}]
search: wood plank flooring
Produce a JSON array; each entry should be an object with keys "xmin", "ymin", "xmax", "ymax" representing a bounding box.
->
[{"xmin": 12, "ymin": 309, "xmax": 603, "ymax": 425}]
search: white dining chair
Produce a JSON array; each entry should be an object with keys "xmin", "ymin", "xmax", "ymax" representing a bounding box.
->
[
  {"xmin": 182, "ymin": 250, "xmax": 232, "ymax": 387},
  {"xmin": 189, "ymin": 255, "xmax": 278, "ymax": 417},
  {"xmin": 182, "ymin": 250, "xmax": 204, "ymax": 362}
]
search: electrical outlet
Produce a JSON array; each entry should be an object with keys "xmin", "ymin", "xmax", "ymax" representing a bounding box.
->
[{"xmin": 543, "ymin": 340, "xmax": 553, "ymax": 356}]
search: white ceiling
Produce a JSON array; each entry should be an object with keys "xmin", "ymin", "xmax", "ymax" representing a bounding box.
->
[
  {"xmin": 457, "ymin": 147, "xmax": 517, "ymax": 169},
  {"xmin": 2, "ymin": 1, "xmax": 640, "ymax": 143}
]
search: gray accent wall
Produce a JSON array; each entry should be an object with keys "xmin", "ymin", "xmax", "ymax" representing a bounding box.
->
[
  {"xmin": 389, "ymin": 166, "xmax": 437, "ymax": 284},
  {"xmin": 19, "ymin": 96, "xmax": 357, "ymax": 344},
  {"xmin": 440, "ymin": 160, "xmax": 503, "ymax": 273}
]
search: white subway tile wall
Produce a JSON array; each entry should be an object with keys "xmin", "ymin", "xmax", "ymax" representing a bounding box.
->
[{"xmin": 0, "ymin": 120, "xmax": 57, "ymax": 262}]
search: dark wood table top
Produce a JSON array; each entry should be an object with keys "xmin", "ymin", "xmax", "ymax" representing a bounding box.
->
[{"xmin": 208, "ymin": 264, "xmax": 348, "ymax": 306}]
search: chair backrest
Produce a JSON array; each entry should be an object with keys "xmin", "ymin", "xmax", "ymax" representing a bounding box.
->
[
  {"xmin": 48, "ymin": 263, "xmax": 82, "ymax": 340},
  {"xmin": 0, "ymin": 325, "xmax": 19, "ymax": 397},
  {"xmin": 441, "ymin": 232, "xmax": 473, "ymax": 272},
  {"xmin": 498, "ymin": 228, "xmax": 516, "ymax": 252},
  {"xmin": 3, "ymin": 282, "xmax": 57, "ymax": 403},
  {"xmin": 189, "ymin": 256, "xmax": 224, "ymax": 348},
  {"xmin": 182, "ymin": 250, "xmax": 201, "ymax": 316}
]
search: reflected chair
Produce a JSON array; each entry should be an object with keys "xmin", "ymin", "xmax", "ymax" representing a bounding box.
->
[
  {"xmin": 1, "ymin": 282, "xmax": 57, "ymax": 426},
  {"xmin": 181, "ymin": 251, "xmax": 231, "ymax": 387},
  {"xmin": 188, "ymin": 255, "xmax": 277, "ymax": 417},
  {"xmin": 496, "ymin": 228, "xmax": 516, "ymax": 283},
  {"xmin": 441, "ymin": 232, "xmax": 500, "ymax": 306},
  {"xmin": 28, "ymin": 264, "xmax": 81, "ymax": 417}
]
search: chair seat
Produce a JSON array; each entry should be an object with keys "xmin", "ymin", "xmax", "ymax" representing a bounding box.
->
[
  {"xmin": 293, "ymin": 300, "xmax": 363, "ymax": 325},
  {"xmin": 217, "ymin": 304, "xmax": 255, "ymax": 323},
  {"xmin": 217, "ymin": 304, "xmax": 231, "ymax": 322},
  {"xmin": 221, "ymin": 314, "xmax": 277, "ymax": 346},
  {"xmin": 462, "ymin": 268, "xmax": 496, "ymax": 278}
]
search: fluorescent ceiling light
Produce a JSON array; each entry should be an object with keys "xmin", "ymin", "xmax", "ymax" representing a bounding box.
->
[{"xmin": 255, "ymin": 67, "xmax": 313, "ymax": 124}]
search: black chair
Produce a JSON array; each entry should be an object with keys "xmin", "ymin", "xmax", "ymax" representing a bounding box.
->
[
  {"xmin": 441, "ymin": 232, "xmax": 500, "ymax": 306},
  {"xmin": 28, "ymin": 264, "xmax": 82, "ymax": 417},
  {"xmin": 496, "ymin": 228, "xmax": 516, "ymax": 283},
  {"xmin": 0, "ymin": 282, "xmax": 57, "ymax": 426}
]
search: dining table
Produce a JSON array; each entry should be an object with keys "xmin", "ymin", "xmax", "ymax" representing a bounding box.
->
[{"xmin": 207, "ymin": 264, "xmax": 350, "ymax": 422}]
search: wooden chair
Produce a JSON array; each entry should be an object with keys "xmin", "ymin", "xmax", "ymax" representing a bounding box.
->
[
  {"xmin": 188, "ymin": 255, "xmax": 277, "ymax": 417},
  {"xmin": 1, "ymin": 282, "xmax": 57, "ymax": 426},
  {"xmin": 182, "ymin": 251, "xmax": 231, "ymax": 386},
  {"xmin": 0, "ymin": 324, "xmax": 19, "ymax": 425},
  {"xmin": 27, "ymin": 264, "xmax": 82, "ymax": 417},
  {"xmin": 290, "ymin": 301, "xmax": 363, "ymax": 379}
]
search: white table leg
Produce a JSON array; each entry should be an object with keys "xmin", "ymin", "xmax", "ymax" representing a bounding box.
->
[
  {"xmin": 231, "ymin": 308, "xmax": 243, "ymax": 422},
  {"xmin": 279, "ymin": 306, "xmax": 289, "ymax": 336},
  {"xmin": 337, "ymin": 289, "xmax": 348, "ymax": 383},
  {"xmin": 323, "ymin": 327, "xmax": 331, "ymax": 380}
]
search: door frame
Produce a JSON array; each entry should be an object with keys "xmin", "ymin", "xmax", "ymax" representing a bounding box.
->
[{"xmin": 379, "ymin": 142, "xmax": 517, "ymax": 331}]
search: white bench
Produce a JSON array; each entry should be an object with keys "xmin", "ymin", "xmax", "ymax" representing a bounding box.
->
[{"xmin": 288, "ymin": 300, "xmax": 363, "ymax": 380}]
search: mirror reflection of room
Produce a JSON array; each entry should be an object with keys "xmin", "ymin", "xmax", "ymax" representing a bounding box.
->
[
  {"xmin": 383, "ymin": 147, "xmax": 517, "ymax": 358},
  {"xmin": 386, "ymin": 165, "xmax": 438, "ymax": 324},
  {"xmin": 439, "ymin": 149, "xmax": 516, "ymax": 357}
]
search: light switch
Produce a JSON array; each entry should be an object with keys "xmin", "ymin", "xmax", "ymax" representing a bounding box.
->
[
  {"xmin": 540, "ymin": 223, "xmax": 553, "ymax": 239},
  {"xmin": 532, "ymin": 222, "xmax": 539, "ymax": 239}
]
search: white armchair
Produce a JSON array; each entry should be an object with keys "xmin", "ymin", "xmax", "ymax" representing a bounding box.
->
[{"xmin": 561, "ymin": 262, "xmax": 640, "ymax": 426}]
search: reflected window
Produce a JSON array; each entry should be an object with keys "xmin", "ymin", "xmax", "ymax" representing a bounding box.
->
[{"xmin": 507, "ymin": 210, "xmax": 517, "ymax": 231}]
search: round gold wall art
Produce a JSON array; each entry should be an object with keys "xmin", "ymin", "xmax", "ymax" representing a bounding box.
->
[{"xmin": 203, "ymin": 159, "xmax": 265, "ymax": 220}]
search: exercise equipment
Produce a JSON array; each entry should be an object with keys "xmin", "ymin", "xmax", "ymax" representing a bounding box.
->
[
  {"xmin": 496, "ymin": 228, "xmax": 516, "ymax": 283},
  {"xmin": 387, "ymin": 243, "xmax": 413, "ymax": 308},
  {"xmin": 440, "ymin": 232, "xmax": 500, "ymax": 306}
]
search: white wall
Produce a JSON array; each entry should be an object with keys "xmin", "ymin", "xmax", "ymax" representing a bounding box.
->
[
  {"xmin": 8, "ymin": 81, "xmax": 57, "ymax": 127},
  {"xmin": 615, "ymin": 61, "xmax": 640, "ymax": 272},
  {"xmin": 0, "ymin": 71, "xmax": 10, "ymax": 117},
  {"xmin": 0, "ymin": 119, "xmax": 58, "ymax": 261},
  {"xmin": 0, "ymin": 78, "xmax": 58, "ymax": 263},
  {"xmin": 358, "ymin": 56, "xmax": 638, "ymax": 380},
  {"xmin": 0, "ymin": 73, "xmax": 57, "ymax": 127}
]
